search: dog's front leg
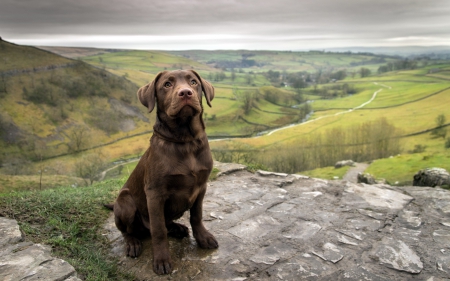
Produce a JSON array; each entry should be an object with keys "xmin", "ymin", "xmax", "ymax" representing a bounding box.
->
[
  {"xmin": 146, "ymin": 191, "xmax": 172, "ymax": 275},
  {"xmin": 190, "ymin": 185, "xmax": 219, "ymax": 249}
]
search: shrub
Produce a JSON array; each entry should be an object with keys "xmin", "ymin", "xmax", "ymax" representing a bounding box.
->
[
  {"xmin": 22, "ymin": 82, "xmax": 59, "ymax": 106},
  {"xmin": 409, "ymin": 144, "xmax": 427, "ymax": 154}
]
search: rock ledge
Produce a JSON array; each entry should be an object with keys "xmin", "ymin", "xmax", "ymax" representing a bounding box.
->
[
  {"xmin": 104, "ymin": 166, "xmax": 450, "ymax": 280},
  {"xmin": 0, "ymin": 217, "xmax": 81, "ymax": 281}
]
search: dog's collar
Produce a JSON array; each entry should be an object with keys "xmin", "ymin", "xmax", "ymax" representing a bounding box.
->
[{"xmin": 152, "ymin": 130, "xmax": 191, "ymax": 144}]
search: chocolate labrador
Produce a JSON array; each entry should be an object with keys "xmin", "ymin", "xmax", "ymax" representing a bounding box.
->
[{"xmin": 110, "ymin": 70, "xmax": 218, "ymax": 275}]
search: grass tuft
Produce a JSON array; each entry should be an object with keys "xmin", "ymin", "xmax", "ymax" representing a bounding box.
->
[{"xmin": 0, "ymin": 178, "xmax": 134, "ymax": 281}]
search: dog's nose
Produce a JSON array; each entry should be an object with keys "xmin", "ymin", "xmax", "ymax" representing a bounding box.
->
[{"xmin": 178, "ymin": 88, "xmax": 193, "ymax": 98}]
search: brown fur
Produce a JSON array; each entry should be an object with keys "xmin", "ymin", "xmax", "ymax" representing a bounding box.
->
[{"xmin": 111, "ymin": 70, "xmax": 217, "ymax": 275}]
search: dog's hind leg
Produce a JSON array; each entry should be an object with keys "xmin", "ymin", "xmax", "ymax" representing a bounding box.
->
[
  {"xmin": 114, "ymin": 188, "xmax": 146, "ymax": 257},
  {"xmin": 166, "ymin": 221, "xmax": 189, "ymax": 238}
]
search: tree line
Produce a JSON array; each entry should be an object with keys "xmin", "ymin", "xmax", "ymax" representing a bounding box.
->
[
  {"xmin": 377, "ymin": 59, "xmax": 419, "ymax": 74},
  {"xmin": 212, "ymin": 117, "xmax": 402, "ymax": 173}
]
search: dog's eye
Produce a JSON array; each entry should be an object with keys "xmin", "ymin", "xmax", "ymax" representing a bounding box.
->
[
  {"xmin": 164, "ymin": 82, "xmax": 172, "ymax": 88},
  {"xmin": 190, "ymin": 80, "xmax": 198, "ymax": 85}
]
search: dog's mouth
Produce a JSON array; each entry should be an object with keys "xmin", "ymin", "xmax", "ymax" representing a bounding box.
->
[
  {"xmin": 168, "ymin": 96, "xmax": 201, "ymax": 116},
  {"xmin": 177, "ymin": 104, "xmax": 197, "ymax": 117}
]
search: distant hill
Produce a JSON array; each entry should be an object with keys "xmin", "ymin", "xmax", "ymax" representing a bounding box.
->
[
  {"xmin": 168, "ymin": 49, "xmax": 397, "ymax": 72},
  {"xmin": 0, "ymin": 40, "xmax": 150, "ymax": 170},
  {"xmin": 324, "ymin": 46, "xmax": 450, "ymax": 58},
  {"xmin": 37, "ymin": 46, "xmax": 120, "ymax": 59}
]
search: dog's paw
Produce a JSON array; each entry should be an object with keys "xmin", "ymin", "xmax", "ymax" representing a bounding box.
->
[
  {"xmin": 153, "ymin": 252, "xmax": 172, "ymax": 275},
  {"xmin": 125, "ymin": 235, "xmax": 142, "ymax": 258},
  {"xmin": 167, "ymin": 222, "xmax": 189, "ymax": 238},
  {"xmin": 194, "ymin": 230, "xmax": 219, "ymax": 249}
]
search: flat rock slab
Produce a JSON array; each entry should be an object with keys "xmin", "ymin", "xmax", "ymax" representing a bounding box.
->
[
  {"xmin": 103, "ymin": 168, "xmax": 450, "ymax": 280},
  {"xmin": 0, "ymin": 217, "xmax": 81, "ymax": 281},
  {"xmin": 370, "ymin": 237, "xmax": 423, "ymax": 273}
]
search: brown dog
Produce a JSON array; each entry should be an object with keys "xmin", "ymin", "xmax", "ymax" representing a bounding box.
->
[{"xmin": 111, "ymin": 70, "xmax": 218, "ymax": 275}]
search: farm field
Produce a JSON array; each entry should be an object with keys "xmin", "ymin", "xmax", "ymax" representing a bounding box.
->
[{"xmin": 208, "ymin": 63, "xmax": 450, "ymax": 183}]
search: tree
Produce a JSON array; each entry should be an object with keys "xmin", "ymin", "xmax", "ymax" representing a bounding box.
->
[
  {"xmin": 330, "ymin": 69, "xmax": 347, "ymax": 80},
  {"xmin": 432, "ymin": 114, "xmax": 447, "ymax": 139},
  {"xmin": 245, "ymin": 73, "xmax": 254, "ymax": 85},
  {"xmin": 239, "ymin": 90, "xmax": 256, "ymax": 115},
  {"xmin": 360, "ymin": 67, "xmax": 371, "ymax": 78},
  {"xmin": 231, "ymin": 69, "xmax": 236, "ymax": 82},
  {"xmin": 436, "ymin": 114, "xmax": 446, "ymax": 127},
  {"xmin": 74, "ymin": 151, "xmax": 108, "ymax": 185},
  {"xmin": 378, "ymin": 65, "xmax": 389, "ymax": 74},
  {"xmin": 292, "ymin": 77, "xmax": 307, "ymax": 90},
  {"xmin": 67, "ymin": 125, "xmax": 90, "ymax": 152}
]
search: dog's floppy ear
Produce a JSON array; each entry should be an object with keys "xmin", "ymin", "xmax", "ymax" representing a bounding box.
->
[
  {"xmin": 137, "ymin": 72, "xmax": 165, "ymax": 113},
  {"xmin": 190, "ymin": 70, "xmax": 214, "ymax": 107}
]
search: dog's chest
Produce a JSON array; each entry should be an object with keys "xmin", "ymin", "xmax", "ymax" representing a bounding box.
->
[
  {"xmin": 165, "ymin": 155, "xmax": 211, "ymax": 189},
  {"xmin": 163, "ymin": 156, "xmax": 211, "ymax": 219}
]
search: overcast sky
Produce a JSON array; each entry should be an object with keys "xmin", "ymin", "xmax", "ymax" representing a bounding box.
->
[{"xmin": 1, "ymin": 0, "xmax": 450, "ymax": 50}]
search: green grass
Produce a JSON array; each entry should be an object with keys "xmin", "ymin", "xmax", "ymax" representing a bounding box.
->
[
  {"xmin": 300, "ymin": 166, "xmax": 351, "ymax": 180},
  {"xmin": 0, "ymin": 179, "xmax": 133, "ymax": 281},
  {"xmin": 0, "ymin": 40, "xmax": 71, "ymax": 71},
  {"xmin": 312, "ymin": 82, "xmax": 380, "ymax": 110},
  {"xmin": 0, "ymin": 174, "xmax": 86, "ymax": 193},
  {"xmin": 82, "ymin": 50, "xmax": 213, "ymax": 73},
  {"xmin": 366, "ymin": 151, "xmax": 450, "ymax": 185},
  {"xmin": 297, "ymin": 133, "xmax": 450, "ymax": 184}
]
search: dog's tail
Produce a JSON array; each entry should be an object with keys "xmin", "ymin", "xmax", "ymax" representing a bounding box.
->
[{"xmin": 103, "ymin": 203, "xmax": 114, "ymax": 210}]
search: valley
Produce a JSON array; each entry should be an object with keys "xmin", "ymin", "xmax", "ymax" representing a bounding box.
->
[{"xmin": 1, "ymin": 40, "xmax": 450, "ymax": 191}]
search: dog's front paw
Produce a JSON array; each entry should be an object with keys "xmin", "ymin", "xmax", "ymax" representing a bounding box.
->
[
  {"xmin": 124, "ymin": 235, "xmax": 142, "ymax": 258},
  {"xmin": 153, "ymin": 252, "xmax": 172, "ymax": 275},
  {"xmin": 194, "ymin": 230, "xmax": 218, "ymax": 249}
]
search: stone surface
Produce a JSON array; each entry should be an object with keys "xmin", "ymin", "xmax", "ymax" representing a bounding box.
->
[
  {"xmin": 413, "ymin": 167, "xmax": 450, "ymax": 187},
  {"xmin": 103, "ymin": 164, "xmax": 450, "ymax": 280},
  {"xmin": 213, "ymin": 161, "xmax": 247, "ymax": 177},
  {"xmin": 357, "ymin": 172, "xmax": 377, "ymax": 184},
  {"xmin": 370, "ymin": 237, "xmax": 423, "ymax": 274},
  {"xmin": 0, "ymin": 216, "xmax": 22, "ymax": 246},
  {"xmin": 0, "ymin": 217, "xmax": 81, "ymax": 281},
  {"xmin": 335, "ymin": 160, "xmax": 355, "ymax": 168}
]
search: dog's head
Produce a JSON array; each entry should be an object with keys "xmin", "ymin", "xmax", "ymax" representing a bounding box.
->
[{"xmin": 137, "ymin": 70, "xmax": 214, "ymax": 118}]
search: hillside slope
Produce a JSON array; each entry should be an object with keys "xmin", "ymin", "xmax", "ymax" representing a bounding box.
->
[{"xmin": 0, "ymin": 40, "xmax": 152, "ymax": 176}]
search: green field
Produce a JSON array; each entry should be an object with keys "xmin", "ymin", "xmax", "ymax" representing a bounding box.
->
[
  {"xmin": 1, "ymin": 41, "xmax": 450, "ymax": 190},
  {"xmin": 208, "ymin": 63, "xmax": 450, "ymax": 183}
]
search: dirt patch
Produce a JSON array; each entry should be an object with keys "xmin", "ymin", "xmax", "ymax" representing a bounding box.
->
[{"xmin": 343, "ymin": 162, "xmax": 369, "ymax": 183}]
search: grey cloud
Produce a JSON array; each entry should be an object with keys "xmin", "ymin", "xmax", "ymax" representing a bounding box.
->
[{"xmin": 1, "ymin": 0, "xmax": 449, "ymax": 49}]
